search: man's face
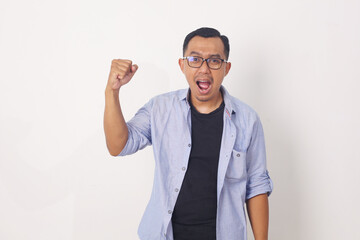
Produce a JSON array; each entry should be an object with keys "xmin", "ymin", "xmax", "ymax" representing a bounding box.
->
[{"xmin": 179, "ymin": 36, "xmax": 231, "ymax": 104}]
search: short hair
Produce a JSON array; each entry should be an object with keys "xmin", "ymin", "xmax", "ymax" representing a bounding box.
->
[{"xmin": 183, "ymin": 27, "xmax": 230, "ymax": 60}]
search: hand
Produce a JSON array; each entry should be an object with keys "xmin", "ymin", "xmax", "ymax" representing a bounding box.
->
[{"xmin": 107, "ymin": 59, "xmax": 138, "ymax": 91}]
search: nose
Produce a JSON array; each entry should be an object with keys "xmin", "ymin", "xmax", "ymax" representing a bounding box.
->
[{"xmin": 198, "ymin": 59, "xmax": 211, "ymax": 74}]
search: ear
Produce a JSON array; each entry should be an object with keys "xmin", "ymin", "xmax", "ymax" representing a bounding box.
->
[
  {"xmin": 179, "ymin": 58, "xmax": 185, "ymax": 73},
  {"xmin": 224, "ymin": 62, "xmax": 231, "ymax": 76}
]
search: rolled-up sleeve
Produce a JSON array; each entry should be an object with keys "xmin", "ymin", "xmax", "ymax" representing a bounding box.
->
[
  {"xmin": 118, "ymin": 100, "xmax": 152, "ymax": 156},
  {"xmin": 245, "ymin": 114, "xmax": 273, "ymax": 200}
]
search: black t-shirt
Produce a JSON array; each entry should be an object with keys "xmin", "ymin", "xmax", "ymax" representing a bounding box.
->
[{"xmin": 171, "ymin": 99, "xmax": 224, "ymax": 240}]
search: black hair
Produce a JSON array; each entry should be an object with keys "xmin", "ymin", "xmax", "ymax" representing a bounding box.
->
[{"xmin": 183, "ymin": 27, "xmax": 230, "ymax": 60}]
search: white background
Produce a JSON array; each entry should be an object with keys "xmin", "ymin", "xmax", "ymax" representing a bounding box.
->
[{"xmin": 1, "ymin": 0, "xmax": 359, "ymax": 239}]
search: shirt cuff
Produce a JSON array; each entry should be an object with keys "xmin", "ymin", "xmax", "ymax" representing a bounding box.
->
[{"xmin": 246, "ymin": 170, "xmax": 273, "ymax": 200}]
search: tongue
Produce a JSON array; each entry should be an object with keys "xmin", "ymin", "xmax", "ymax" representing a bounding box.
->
[{"xmin": 199, "ymin": 82, "xmax": 210, "ymax": 90}]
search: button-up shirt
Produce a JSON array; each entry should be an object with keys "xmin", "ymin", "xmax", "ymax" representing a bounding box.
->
[{"xmin": 119, "ymin": 86, "xmax": 273, "ymax": 240}]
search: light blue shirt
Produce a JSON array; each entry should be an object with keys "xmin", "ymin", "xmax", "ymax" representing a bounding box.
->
[{"xmin": 119, "ymin": 86, "xmax": 273, "ymax": 240}]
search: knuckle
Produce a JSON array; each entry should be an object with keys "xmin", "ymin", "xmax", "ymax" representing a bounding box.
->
[
  {"xmin": 123, "ymin": 59, "xmax": 132, "ymax": 66},
  {"xmin": 111, "ymin": 59, "xmax": 133, "ymax": 71}
]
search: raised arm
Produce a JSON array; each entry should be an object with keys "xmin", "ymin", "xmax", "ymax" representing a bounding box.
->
[{"xmin": 104, "ymin": 59, "xmax": 138, "ymax": 156}]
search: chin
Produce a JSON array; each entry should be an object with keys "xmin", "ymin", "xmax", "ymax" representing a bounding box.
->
[{"xmin": 194, "ymin": 93, "xmax": 214, "ymax": 102}]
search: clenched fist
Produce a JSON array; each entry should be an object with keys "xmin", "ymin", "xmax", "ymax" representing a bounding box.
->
[{"xmin": 107, "ymin": 59, "xmax": 138, "ymax": 91}]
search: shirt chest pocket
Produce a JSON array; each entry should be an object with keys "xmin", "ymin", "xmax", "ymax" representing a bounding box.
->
[{"xmin": 225, "ymin": 149, "xmax": 247, "ymax": 180}]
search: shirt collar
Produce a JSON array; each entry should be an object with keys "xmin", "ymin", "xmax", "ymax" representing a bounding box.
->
[
  {"xmin": 179, "ymin": 88, "xmax": 189, "ymax": 102},
  {"xmin": 221, "ymin": 86, "xmax": 235, "ymax": 118}
]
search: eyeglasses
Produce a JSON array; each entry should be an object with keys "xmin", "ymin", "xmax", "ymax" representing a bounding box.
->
[{"xmin": 182, "ymin": 56, "xmax": 227, "ymax": 70}]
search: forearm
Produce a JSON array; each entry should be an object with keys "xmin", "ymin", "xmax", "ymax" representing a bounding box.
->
[
  {"xmin": 104, "ymin": 87, "xmax": 128, "ymax": 156},
  {"xmin": 246, "ymin": 193, "xmax": 269, "ymax": 240}
]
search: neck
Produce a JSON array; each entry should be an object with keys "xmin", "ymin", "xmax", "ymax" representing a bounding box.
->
[{"xmin": 190, "ymin": 90, "xmax": 223, "ymax": 114}]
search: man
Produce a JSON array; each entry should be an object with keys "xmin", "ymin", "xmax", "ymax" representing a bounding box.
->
[{"xmin": 104, "ymin": 27, "xmax": 273, "ymax": 240}]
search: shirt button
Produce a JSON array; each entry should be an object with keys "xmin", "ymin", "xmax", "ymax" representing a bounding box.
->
[
  {"xmin": 175, "ymin": 188, "xmax": 179, "ymax": 192},
  {"xmin": 168, "ymin": 210, "xmax": 172, "ymax": 214},
  {"xmin": 188, "ymin": 143, "xmax": 191, "ymax": 147},
  {"xmin": 182, "ymin": 167, "xmax": 186, "ymax": 171},
  {"xmin": 237, "ymin": 153, "xmax": 240, "ymax": 157}
]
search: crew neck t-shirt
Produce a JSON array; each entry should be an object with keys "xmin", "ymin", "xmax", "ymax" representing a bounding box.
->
[{"xmin": 171, "ymin": 99, "xmax": 225, "ymax": 240}]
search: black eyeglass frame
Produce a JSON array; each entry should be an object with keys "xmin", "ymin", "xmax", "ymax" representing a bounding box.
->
[{"xmin": 182, "ymin": 56, "xmax": 228, "ymax": 70}]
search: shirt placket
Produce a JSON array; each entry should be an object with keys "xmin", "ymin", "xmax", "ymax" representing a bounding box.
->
[{"xmin": 163, "ymin": 101, "xmax": 192, "ymax": 239}]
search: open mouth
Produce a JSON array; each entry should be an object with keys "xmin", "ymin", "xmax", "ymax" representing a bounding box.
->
[{"xmin": 196, "ymin": 80, "xmax": 211, "ymax": 94}]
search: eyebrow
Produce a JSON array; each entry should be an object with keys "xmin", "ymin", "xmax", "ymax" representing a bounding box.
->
[{"xmin": 189, "ymin": 51, "xmax": 222, "ymax": 58}]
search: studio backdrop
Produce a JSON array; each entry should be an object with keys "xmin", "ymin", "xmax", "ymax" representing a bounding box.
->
[{"xmin": 0, "ymin": 0, "xmax": 359, "ymax": 239}]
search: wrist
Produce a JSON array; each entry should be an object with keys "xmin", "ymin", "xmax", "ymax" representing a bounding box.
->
[{"xmin": 105, "ymin": 86, "xmax": 120, "ymax": 96}]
